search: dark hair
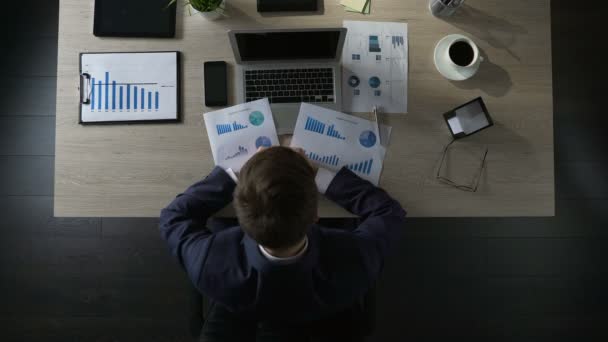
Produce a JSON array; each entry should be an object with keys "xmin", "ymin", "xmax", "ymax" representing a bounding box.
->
[{"xmin": 234, "ymin": 147, "xmax": 317, "ymax": 249}]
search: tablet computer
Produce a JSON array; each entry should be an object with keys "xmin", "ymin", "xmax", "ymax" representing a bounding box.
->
[
  {"xmin": 443, "ymin": 97, "xmax": 493, "ymax": 139},
  {"xmin": 257, "ymin": 0, "xmax": 318, "ymax": 12},
  {"xmin": 94, "ymin": 0, "xmax": 176, "ymax": 38}
]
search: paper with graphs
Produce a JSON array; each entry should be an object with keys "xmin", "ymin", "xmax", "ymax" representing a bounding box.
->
[
  {"xmin": 80, "ymin": 52, "xmax": 179, "ymax": 123},
  {"xmin": 342, "ymin": 21, "xmax": 408, "ymax": 114},
  {"xmin": 291, "ymin": 103, "xmax": 391, "ymax": 185},
  {"xmin": 204, "ymin": 99, "xmax": 279, "ymax": 171}
]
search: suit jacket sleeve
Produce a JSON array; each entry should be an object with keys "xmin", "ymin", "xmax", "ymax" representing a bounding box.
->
[
  {"xmin": 325, "ymin": 167, "xmax": 407, "ymax": 280},
  {"xmin": 159, "ymin": 166, "xmax": 236, "ymax": 286}
]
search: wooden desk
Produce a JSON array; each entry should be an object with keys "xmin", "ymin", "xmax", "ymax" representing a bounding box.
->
[{"xmin": 54, "ymin": 0, "xmax": 553, "ymax": 217}]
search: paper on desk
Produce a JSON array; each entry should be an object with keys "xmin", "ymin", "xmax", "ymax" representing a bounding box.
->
[
  {"xmin": 203, "ymin": 98, "xmax": 279, "ymax": 172},
  {"xmin": 340, "ymin": 0, "xmax": 369, "ymax": 12},
  {"xmin": 342, "ymin": 21, "xmax": 408, "ymax": 114},
  {"xmin": 291, "ymin": 103, "xmax": 391, "ymax": 185},
  {"xmin": 346, "ymin": 1, "xmax": 370, "ymax": 14}
]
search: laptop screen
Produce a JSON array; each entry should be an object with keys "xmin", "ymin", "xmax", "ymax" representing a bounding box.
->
[{"xmin": 235, "ymin": 30, "xmax": 342, "ymax": 62}]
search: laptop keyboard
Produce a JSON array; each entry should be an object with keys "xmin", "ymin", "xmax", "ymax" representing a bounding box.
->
[{"xmin": 245, "ymin": 68, "xmax": 335, "ymax": 104}]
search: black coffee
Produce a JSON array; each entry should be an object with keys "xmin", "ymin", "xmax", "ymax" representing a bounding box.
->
[{"xmin": 449, "ymin": 41, "xmax": 474, "ymax": 67}]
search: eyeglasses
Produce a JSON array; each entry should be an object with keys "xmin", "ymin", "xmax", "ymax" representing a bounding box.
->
[{"xmin": 436, "ymin": 139, "xmax": 488, "ymax": 192}]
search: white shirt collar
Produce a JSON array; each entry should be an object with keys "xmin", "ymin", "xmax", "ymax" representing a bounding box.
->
[{"xmin": 258, "ymin": 237, "xmax": 308, "ymax": 264}]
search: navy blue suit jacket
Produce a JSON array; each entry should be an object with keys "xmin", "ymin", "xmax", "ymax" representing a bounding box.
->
[{"xmin": 159, "ymin": 167, "xmax": 406, "ymax": 322}]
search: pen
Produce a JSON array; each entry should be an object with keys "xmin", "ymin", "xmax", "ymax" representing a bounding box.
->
[{"xmin": 372, "ymin": 106, "xmax": 380, "ymax": 139}]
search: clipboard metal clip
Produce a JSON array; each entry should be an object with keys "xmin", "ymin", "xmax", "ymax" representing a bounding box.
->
[{"xmin": 80, "ymin": 73, "xmax": 92, "ymax": 105}]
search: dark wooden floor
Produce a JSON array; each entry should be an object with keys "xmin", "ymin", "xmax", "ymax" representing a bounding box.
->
[{"xmin": 0, "ymin": 1, "xmax": 606, "ymax": 341}]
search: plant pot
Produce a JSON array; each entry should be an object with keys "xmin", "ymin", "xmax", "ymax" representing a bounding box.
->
[{"xmin": 191, "ymin": 0, "xmax": 225, "ymax": 21}]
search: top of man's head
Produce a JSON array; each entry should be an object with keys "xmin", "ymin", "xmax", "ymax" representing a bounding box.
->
[{"xmin": 234, "ymin": 147, "xmax": 317, "ymax": 250}]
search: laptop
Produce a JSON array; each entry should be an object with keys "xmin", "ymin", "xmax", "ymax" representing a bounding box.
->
[{"xmin": 228, "ymin": 28, "xmax": 347, "ymax": 134}]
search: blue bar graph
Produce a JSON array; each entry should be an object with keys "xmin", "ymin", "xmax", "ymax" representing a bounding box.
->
[
  {"xmin": 119, "ymin": 86, "xmax": 123, "ymax": 111},
  {"xmin": 347, "ymin": 159, "xmax": 373, "ymax": 175},
  {"xmin": 97, "ymin": 81, "xmax": 102, "ymax": 110},
  {"xmin": 91, "ymin": 78, "xmax": 95, "ymax": 109},
  {"xmin": 392, "ymin": 35, "xmax": 404, "ymax": 48},
  {"xmin": 215, "ymin": 121, "xmax": 248, "ymax": 136},
  {"xmin": 88, "ymin": 71, "xmax": 163, "ymax": 112},
  {"xmin": 232, "ymin": 121, "xmax": 248, "ymax": 131},
  {"xmin": 304, "ymin": 116, "xmax": 326, "ymax": 135},
  {"xmin": 112, "ymin": 81, "xmax": 116, "ymax": 111},
  {"xmin": 216, "ymin": 124, "xmax": 232, "ymax": 135},
  {"xmin": 105, "ymin": 72, "xmax": 109, "ymax": 111},
  {"xmin": 306, "ymin": 152, "xmax": 340, "ymax": 166},
  {"xmin": 126, "ymin": 85, "xmax": 131, "ymax": 110},
  {"xmin": 326, "ymin": 124, "xmax": 346, "ymax": 140}
]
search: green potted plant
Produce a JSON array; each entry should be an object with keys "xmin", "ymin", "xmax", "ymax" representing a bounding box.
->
[{"xmin": 169, "ymin": 0, "xmax": 226, "ymax": 20}]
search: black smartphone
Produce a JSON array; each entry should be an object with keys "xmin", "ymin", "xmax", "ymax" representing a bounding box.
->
[{"xmin": 204, "ymin": 61, "xmax": 228, "ymax": 107}]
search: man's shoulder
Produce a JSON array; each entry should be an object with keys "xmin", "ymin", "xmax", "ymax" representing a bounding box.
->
[
  {"xmin": 208, "ymin": 225, "xmax": 247, "ymax": 249},
  {"xmin": 200, "ymin": 226, "xmax": 255, "ymax": 281}
]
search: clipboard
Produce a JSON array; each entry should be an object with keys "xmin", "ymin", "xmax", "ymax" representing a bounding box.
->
[{"xmin": 79, "ymin": 51, "xmax": 181, "ymax": 124}]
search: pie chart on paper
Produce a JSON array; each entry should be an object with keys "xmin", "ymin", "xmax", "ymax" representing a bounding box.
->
[
  {"xmin": 249, "ymin": 111, "xmax": 265, "ymax": 126},
  {"xmin": 348, "ymin": 75, "xmax": 360, "ymax": 87},
  {"xmin": 359, "ymin": 130, "xmax": 377, "ymax": 148},
  {"xmin": 368, "ymin": 76, "xmax": 381, "ymax": 89},
  {"xmin": 255, "ymin": 136, "xmax": 272, "ymax": 148}
]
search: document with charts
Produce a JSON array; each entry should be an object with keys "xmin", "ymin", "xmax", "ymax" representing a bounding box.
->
[
  {"xmin": 79, "ymin": 52, "xmax": 179, "ymax": 123},
  {"xmin": 291, "ymin": 103, "xmax": 391, "ymax": 185},
  {"xmin": 342, "ymin": 21, "xmax": 408, "ymax": 114},
  {"xmin": 204, "ymin": 99, "xmax": 279, "ymax": 171}
]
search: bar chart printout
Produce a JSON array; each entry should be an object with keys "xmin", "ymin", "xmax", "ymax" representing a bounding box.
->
[
  {"xmin": 291, "ymin": 103, "xmax": 391, "ymax": 185},
  {"xmin": 80, "ymin": 52, "xmax": 178, "ymax": 123},
  {"xmin": 204, "ymin": 99, "xmax": 280, "ymax": 172}
]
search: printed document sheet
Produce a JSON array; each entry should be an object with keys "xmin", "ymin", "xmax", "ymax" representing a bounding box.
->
[
  {"xmin": 342, "ymin": 21, "xmax": 408, "ymax": 114},
  {"xmin": 204, "ymin": 99, "xmax": 279, "ymax": 171}
]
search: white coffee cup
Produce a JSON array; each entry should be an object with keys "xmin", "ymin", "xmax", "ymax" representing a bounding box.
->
[{"xmin": 434, "ymin": 34, "xmax": 484, "ymax": 81}]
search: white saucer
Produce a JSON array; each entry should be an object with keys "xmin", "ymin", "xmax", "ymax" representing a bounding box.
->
[{"xmin": 434, "ymin": 34, "xmax": 480, "ymax": 81}]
